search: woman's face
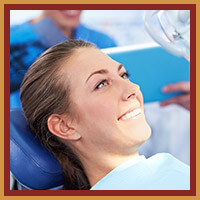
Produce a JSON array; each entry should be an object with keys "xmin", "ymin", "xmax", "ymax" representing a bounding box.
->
[
  {"xmin": 43, "ymin": 10, "xmax": 82, "ymax": 30},
  {"xmin": 61, "ymin": 47, "xmax": 151, "ymax": 154}
]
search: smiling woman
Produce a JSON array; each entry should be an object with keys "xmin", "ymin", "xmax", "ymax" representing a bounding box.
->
[{"xmin": 20, "ymin": 40, "xmax": 189, "ymax": 190}]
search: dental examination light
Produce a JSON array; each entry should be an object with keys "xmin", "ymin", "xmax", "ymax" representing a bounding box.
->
[{"xmin": 144, "ymin": 10, "xmax": 190, "ymax": 62}]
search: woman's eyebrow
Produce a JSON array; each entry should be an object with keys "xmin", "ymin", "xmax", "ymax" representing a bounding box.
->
[{"xmin": 86, "ymin": 64, "xmax": 124, "ymax": 83}]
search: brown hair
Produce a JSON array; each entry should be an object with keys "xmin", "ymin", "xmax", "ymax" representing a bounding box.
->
[{"xmin": 20, "ymin": 40, "xmax": 96, "ymax": 190}]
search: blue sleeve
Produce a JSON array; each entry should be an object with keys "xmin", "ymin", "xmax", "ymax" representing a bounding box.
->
[
  {"xmin": 10, "ymin": 22, "xmax": 117, "ymax": 93},
  {"xmin": 10, "ymin": 23, "xmax": 46, "ymax": 93}
]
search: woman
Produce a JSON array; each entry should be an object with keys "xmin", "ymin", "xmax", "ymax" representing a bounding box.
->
[{"xmin": 20, "ymin": 40, "xmax": 190, "ymax": 190}]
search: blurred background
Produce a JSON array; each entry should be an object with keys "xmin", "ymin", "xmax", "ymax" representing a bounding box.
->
[{"xmin": 10, "ymin": 10, "xmax": 157, "ymax": 46}]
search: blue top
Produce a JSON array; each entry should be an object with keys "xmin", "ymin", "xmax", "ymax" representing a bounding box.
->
[
  {"xmin": 10, "ymin": 17, "xmax": 117, "ymax": 93},
  {"xmin": 90, "ymin": 153, "xmax": 190, "ymax": 190}
]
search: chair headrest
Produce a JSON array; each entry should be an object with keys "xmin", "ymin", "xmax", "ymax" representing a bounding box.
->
[{"xmin": 10, "ymin": 109, "xmax": 64, "ymax": 189}]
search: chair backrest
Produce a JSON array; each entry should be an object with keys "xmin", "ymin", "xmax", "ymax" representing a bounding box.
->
[{"xmin": 10, "ymin": 109, "xmax": 64, "ymax": 190}]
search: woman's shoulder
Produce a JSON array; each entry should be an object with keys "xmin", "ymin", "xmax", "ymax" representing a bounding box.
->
[
  {"xmin": 146, "ymin": 153, "xmax": 190, "ymax": 183},
  {"xmin": 148, "ymin": 153, "xmax": 189, "ymax": 168},
  {"xmin": 10, "ymin": 21, "xmax": 39, "ymax": 44},
  {"xmin": 91, "ymin": 153, "xmax": 190, "ymax": 190},
  {"xmin": 75, "ymin": 24, "xmax": 117, "ymax": 48}
]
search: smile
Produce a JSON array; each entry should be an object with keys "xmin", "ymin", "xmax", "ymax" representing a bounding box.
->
[
  {"xmin": 118, "ymin": 108, "xmax": 142, "ymax": 121},
  {"xmin": 60, "ymin": 10, "xmax": 80, "ymax": 17}
]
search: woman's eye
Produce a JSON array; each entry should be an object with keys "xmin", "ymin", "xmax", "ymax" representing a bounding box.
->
[
  {"xmin": 95, "ymin": 79, "xmax": 110, "ymax": 90},
  {"xmin": 121, "ymin": 72, "xmax": 130, "ymax": 79}
]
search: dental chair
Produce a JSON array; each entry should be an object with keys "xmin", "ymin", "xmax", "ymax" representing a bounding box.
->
[
  {"xmin": 10, "ymin": 109, "xmax": 64, "ymax": 190},
  {"xmin": 10, "ymin": 45, "xmax": 190, "ymax": 190}
]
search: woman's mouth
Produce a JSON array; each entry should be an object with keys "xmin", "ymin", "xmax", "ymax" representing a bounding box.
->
[
  {"xmin": 60, "ymin": 10, "xmax": 81, "ymax": 17},
  {"xmin": 118, "ymin": 108, "xmax": 142, "ymax": 121}
]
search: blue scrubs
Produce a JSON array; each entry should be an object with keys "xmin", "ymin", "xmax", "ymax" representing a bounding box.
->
[
  {"xmin": 10, "ymin": 17, "xmax": 117, "ymax": 93},
  {"xmin": 91, "ymin": 153, "xmax": 190, "ymax": 190}
]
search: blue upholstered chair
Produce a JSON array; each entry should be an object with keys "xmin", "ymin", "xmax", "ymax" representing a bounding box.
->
[{"xmin": 10, "ymin": 109, "xmax": 63, "ymax": 190}]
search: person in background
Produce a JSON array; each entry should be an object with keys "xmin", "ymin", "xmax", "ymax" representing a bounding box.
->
[{"xmin": 10, "ymin": 10, "xmax": 117, "ymax": 93}]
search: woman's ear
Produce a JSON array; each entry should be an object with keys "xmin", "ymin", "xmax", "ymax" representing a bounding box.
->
[{"xmin": 47, "ymin": 114, "xmax": 81, "ymax": 141}]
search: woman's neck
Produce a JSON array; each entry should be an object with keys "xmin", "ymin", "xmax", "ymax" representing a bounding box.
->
[
  {"xmin": 30, "ymin": 14, "xmax": 45, "ymax": 24},
  {"xmin": 59, "ymin": 28, "xmax": 74, "ymax": 39},
  {"xmin": 78, "ymin": 149, "xmax": 139, "ymax": 187},
  {"xmin": 30, "ymin": 14, "xmax": 74, "ymax": 39}
]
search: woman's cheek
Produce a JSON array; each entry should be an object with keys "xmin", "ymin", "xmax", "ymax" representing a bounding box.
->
[{"xmin": 89, "ymin": 98, "xmax": 116, "ymax": 120}]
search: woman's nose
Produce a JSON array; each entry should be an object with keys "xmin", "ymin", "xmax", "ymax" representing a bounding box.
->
[{"xmin": 121, "ymin": 81, "xmax": 140, "ymax": 101}]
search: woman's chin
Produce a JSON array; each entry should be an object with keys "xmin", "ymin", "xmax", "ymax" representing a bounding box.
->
[{"xmin": 124, "ymin": 120, "xmax": 152, "ymax": 147}]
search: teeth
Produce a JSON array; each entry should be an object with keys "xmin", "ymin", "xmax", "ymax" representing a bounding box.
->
[
  {"xmin": 120, "ymin": 108, "xmax": 141, "ymax": 121},
  {"xmin": 122, "ymin": 116, "xmax": 127, "ymax": 120}
]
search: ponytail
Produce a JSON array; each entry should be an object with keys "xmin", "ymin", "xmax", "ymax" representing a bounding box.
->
[{"xmin": 20, "ymin": 40, "xmax": 95, "ymax": 189}]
